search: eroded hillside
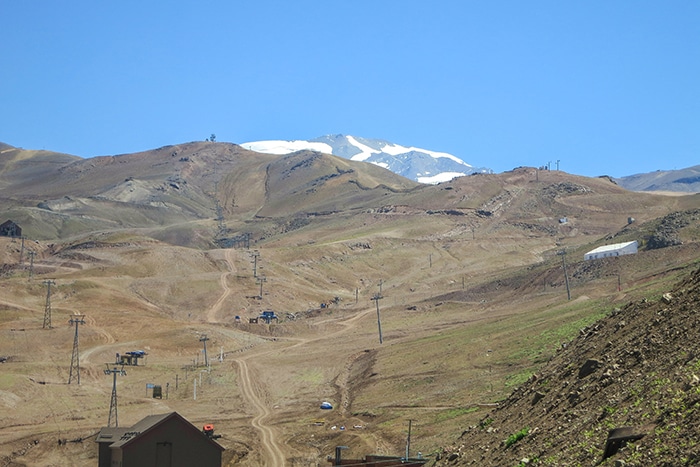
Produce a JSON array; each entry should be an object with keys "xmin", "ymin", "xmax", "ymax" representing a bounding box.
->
[
  {"xmin": 435, "ymin": 265, "xmax": 700, "ymax": 466},
  {"xmin": 1, "ymin": 143, "xmax": 700, "ymax": 466}
]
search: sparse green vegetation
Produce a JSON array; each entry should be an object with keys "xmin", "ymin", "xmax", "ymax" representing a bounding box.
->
[
  {"xmin": 434, "ymin": 406, "xmax": 479, "ymax": 423},
  {"xmin": 504, "ymin": 426, "xmax": 529, "ymax": 448}
]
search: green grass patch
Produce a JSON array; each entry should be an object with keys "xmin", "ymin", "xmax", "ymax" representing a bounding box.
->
[
  {"xmin": 504, "ymin": 426, "xmax": 529, "ymax": 448},
  {"xmin": 434, "ymin": 406, "xmax": 479, "ymax": 423},
  {"xmin": 505, "ymin": 370, "xmax": 536, "ymax": 389}
]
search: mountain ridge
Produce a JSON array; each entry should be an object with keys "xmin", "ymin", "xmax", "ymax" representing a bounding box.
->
[
  {"xmin": 241, "ymin": 134, "xmax": 492, "ymax": 184},
  {"xmin": 616, "ymin": 164, "xmax": 700, "ymax": 193},
  {"xmin": 1, "ymin": 140, "xmax": 700, "ymax": 465}
]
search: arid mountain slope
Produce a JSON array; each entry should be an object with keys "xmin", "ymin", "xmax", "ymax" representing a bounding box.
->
[
  {"xmin": 1, "ymin": 142, "xmax": 700, "ymax": 466},
  {"xmin": 435, "ymin": 264, "xmax": 700, "ymax": 466}
]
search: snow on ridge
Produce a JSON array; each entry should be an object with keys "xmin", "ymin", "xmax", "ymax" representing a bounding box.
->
[
  {"xmin": 346, "ymin": 135, "xmax": 380, "ymax": 162},
  {"xmin": 380, "ymin": 141, "xmax": 470, "ymax": 166},
  {"xmin": 241, "ymin": 140, "xmax": 332, "ymax": 155},
  {"xmin": 417, "ymin": 171, "xmax": 468, "ymax": 184},
  {"xmin": 242, "ymin": 136, "xmax": 468, "ymax": 167}
]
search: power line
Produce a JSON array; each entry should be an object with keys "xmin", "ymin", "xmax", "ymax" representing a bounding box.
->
[{"xmin": 67, "ymin": 314, "xmax": 85, "ymax": 384}]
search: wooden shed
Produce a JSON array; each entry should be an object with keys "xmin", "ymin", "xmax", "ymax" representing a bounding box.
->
[{"xmin": 96, "ymin": 412, "xmax": 224, "ymax": 467}]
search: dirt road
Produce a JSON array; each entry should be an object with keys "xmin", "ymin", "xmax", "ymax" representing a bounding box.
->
[
  {"xmin": 234, "ymin": 354, "xmax": 287, "ymax": 466},
  {"xmin": 214, "ymin": 249, "xmax": 378, "ymax": 465}
]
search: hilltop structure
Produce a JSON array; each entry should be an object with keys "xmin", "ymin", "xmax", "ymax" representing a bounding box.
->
[{"xmin": 584, "ymin": 240, "xmax": 638, "ymax": 261}]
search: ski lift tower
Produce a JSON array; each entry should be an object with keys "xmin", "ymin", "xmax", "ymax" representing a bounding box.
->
[
  {"xmin": 42, "ymin": 280, "xmax": 55, "ymax": 329},
  {"xmin": 199, "ymin": 334, "xmax": 210, "ymax": 367},
  {"xmin": 371, "ymin": 293, "xmax": 384, "ymax": 344},
  {"xmin": 67, "ymin": 314, "xmax": 85, "ymax": 384},
  {"xmin": 104, "ymin": 364, "xmax": 127, "ymax": 427}
]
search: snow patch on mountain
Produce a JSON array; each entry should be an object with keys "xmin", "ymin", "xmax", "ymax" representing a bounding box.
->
[
  {"xmin": 240, "ymin": 140, "xmax": 332, "ymax": 155},
  {"xmin": 241, "ymin": 134, "xmax": 491, "ymax": 184}
]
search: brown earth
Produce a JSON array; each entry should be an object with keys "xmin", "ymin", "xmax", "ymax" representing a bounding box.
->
[
  {"xmin": 1, "ymin": 143, "xmax": 700, "ymax": 466},
  {"xmin": 435, "ymin": 266, "xmax": 700, "ymax": 466}
]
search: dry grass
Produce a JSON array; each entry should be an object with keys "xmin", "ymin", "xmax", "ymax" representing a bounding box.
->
[{"xmin": 0, "ymin": 146, "xmax": 699, "ymax": 465}]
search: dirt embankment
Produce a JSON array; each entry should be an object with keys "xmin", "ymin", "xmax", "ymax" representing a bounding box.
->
[{"xmin": 435, "ymin": 267, "xmax": 700, "ymax": 466}]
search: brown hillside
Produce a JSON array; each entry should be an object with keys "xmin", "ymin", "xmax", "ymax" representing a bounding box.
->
[
  {"xmin": 0, "ymin": 143, "xmax": 699, "ymax": 466},
  {"xmin": 435, "ymin": 264, "xmax": 700, "ymax": 466}
]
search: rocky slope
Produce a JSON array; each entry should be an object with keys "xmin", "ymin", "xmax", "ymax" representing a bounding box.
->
[{"xmin": 435, "ymin": 265, "xmax": 700, "ymax": 466}]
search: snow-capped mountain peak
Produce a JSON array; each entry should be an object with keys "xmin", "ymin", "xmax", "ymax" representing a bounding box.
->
[{"xmin": 241, "ymin": 134, "xmax": 491, "ymax": 184}]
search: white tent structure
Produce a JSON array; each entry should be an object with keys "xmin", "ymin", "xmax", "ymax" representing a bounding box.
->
[{"xmin": 584, "ymin": 240, "xmax": 638, "ymax": 261}]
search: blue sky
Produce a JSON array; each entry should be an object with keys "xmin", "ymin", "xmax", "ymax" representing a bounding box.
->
[{"xmin": 2, "ymin": 1, "xmax": 698, "ymax": 178}]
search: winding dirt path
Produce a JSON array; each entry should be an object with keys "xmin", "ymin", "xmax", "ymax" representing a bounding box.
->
[
  {"xmin": 208, "ymin": 248, "xmax": 379, "ymax": 466},
  {"xmin": 235, "ymin": 355, "xmax": 287, "ymax": 466},
  {"xmin": 206, "ymin": 249, "xmax": 236, "ymax": 323},
  {"xmin": 210, "ymin": 249, "xmax": 287, "ymax": 465}
]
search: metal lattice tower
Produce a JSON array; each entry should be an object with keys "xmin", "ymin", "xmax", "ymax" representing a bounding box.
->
[
  {"xmin": 104, "ymin": 365, "xmax": 127, "ymax": 427},
  {"xmin": 42, "ymin": 280, "xmax": 55, "ymax": 329},
  {"xmin": 68, "ymin": 314, "xmax": 85, "ymax": 384},
  {"xmin": 27, "ymin": 250, "xmax": 36, "ymax": 280}
]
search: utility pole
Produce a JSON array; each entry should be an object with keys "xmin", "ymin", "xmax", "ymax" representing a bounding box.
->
[
  {"xmin": 104, "ymin": 365, "xmax": 127, "ymax": 427},
  {"xmin": 371, "ymin": 293, "xmax": 383, "ymax": 344},
  {"xmin": 561, "ymin": 250, "xmax": 571, "ymax": 300},
  {"xmin": 43, "ymin": 279, "xmax": 55, "ymax": 329},
  {"xmin": 256, "ymin": 275, "xmax": 267, "ymax": 300},
  {"xmin": 556, "ymin": 159, "xmax": 561, "ymax": 171},
  {"xmin": 199, "ymin": 334, "xmax": 210, "ymax": 367},
  {"xmin": 19, "ymin": 236, "xmax": 25, "ymax": 264},
  {"xmin": 68, "ymin": 314, "xmax": 85, "ymax": 384},
  {"xmin": 405, "ymin": 419, "xmax": 414, "ymax": 460}
]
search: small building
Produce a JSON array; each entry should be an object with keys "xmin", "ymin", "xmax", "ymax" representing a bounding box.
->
[
  {"xmin": 584, "ymin": 240, "xmax": 638, "ymax": 261},
  {"xmin": 0, "ymin": 220, "xmax": 21, "ymax": 237},
  {"xmin": 96, "ymin": 412, "xmax": 224, "ymax": 467}
]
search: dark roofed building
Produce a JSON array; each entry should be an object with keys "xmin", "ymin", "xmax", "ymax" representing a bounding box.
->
[
  {"xmin": 0, "ymin": 220, "xmax": 21, "ymax": 237},
  {"xmin": 96, "ymin": 412, "xmax": 224, "ymax": 467}
]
